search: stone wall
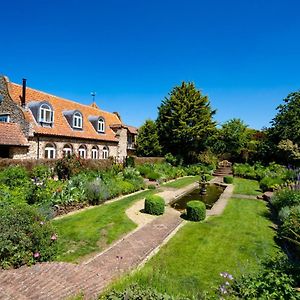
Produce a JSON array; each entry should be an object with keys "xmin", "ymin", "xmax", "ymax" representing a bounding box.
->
[
  {"xmin": 0, "ymin": 76, "xmax": 31, "ymax": 136},
  {"xmin": 117, "ymin": 128, "xmax": 128, "ymax": 159}
]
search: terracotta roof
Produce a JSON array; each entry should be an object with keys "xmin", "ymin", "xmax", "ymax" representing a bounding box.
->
[
  {"xmin": 0, "ymin": 122, "xmax": 29, "ymax": 146},
  {"xmin": 126, "ymin": 125, "xmax": 138, "ymax": 134},
  {"xmin": 7, "ymin": 82, "xmax": 122, "ymax": 142}
]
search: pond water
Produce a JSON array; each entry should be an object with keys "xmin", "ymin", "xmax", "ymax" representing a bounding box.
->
[{"xmin": 171, "ymin": 184, "xmax": 225, "ymax": 211}]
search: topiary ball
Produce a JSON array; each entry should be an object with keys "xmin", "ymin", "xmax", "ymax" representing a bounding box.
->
[
  {"xmin": 144, "ymin": 195, "xmax": 165, "ymax": 215},
  {"xmin": 186, "ymin": 200, "xmax": 206, "ymax": 221}
]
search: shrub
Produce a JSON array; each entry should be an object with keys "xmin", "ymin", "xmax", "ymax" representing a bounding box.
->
[
  {"xmin": 144, "ymin": 195, "xmax": 165, "ymax": 215},
  {"xmin": 54, "ymin": 155, "xmax": 83, "ymax": 180},
  {"xmin": 147, "ymin": 171, "xmax": 161, "ymax": 181},
  {"xmin": 186, "ymin": 201, "xmax": 206, "ymax": 221},
  {"xmin": 271, "ymin": 189, "xmax": 300, "ymax": 211},
  {"xmin": 259, "ymin": 176, "xmax": 283, "ymax": 192},
  {"xmin": 100, "ymin": 285, "xmax": 174, "ymax": 300},
  {"xmin": 0, "ymin": 203, "xmax": 58, "ymax": 269},
  {"xmin": 85, "ymin": 178, "xmax": 109, "ymax": 205},
  {"xmin": 147, "ymin": 184, "xmax": 156, "ymax": 190},
  {"xmin": 31, "ymin": 165, "xmax": 52, "ymax": 181},
  {"xmin": 0, "ymin": 165, "xmax": 30, "ymax": 188},
  {"xmin": 223, "ymin": 176, "xmax": 233, "ymax": 184}
]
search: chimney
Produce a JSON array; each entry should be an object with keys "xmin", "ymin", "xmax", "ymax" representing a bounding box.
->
[{"xmin": 21, "ymin": 78, "xmax": 26, "ymax": 107}]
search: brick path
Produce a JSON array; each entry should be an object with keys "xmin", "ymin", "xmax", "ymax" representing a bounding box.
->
[
  {"xmin": 0, "ymin": 208, "xmax": 182, "ymax": 300},
  {"xmin": 0, "ymin": 180, "xmax": 234, "ymax": 300}
]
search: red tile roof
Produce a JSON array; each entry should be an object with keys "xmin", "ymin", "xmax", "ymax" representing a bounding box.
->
[
  {"xmin": 126, "ymin": 125, "xmax": 138, "ymax": 134},
  {"xmin": 7, "ymin": 82, "xmax": 122, "ymax": 142},
  {"xmin": 0, "ymin": 122, "xmax": 29, "ymax": 146}
]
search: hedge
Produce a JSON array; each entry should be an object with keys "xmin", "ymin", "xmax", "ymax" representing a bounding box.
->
[
  {"xmin": 144, "ymin": 195, "xmax": 165, "ymax": 215},
  {"xmin": 224, "ymin": 176, "xmax": 234, "ymax": 184},
  {"xmin": 186, "ymin": 200, "xmax": 206, "ymax": 221},
  {"xmin": 133, "ymin": 157, "xmax": 165, "ymax": 166}
]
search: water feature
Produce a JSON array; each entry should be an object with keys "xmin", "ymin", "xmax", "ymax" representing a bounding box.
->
[{"xmin": 171, "ymin": 183, "xmax": 225, "ymax": 211}]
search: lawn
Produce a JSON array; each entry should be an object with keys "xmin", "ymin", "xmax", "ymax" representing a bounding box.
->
[
  {"xmin": 53, "ymin": 190, "xmax": 154, "ymax": 263},
  {"xmin": 109, "ymin": 198, "xmax": 279, "ymax": 298},
  {"xmin": 233, "ymin": 177, "xmax": 262, "ymax": 195},
  {"xmin": 163, "ymin": 176, "xmax": 199, "ymax": 188}
]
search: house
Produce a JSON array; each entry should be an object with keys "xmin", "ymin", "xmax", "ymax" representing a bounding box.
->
[{"xmin": 0, "ymin": 75, "xmax": 137, "ymax": 160}]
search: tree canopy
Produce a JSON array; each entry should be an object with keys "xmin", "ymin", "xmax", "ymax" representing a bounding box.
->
[
  {"xmin": 136, "ymin": 119, "xmax": 162, "ymax": 157},
  {"xmin": 156, "ymin": 82, "xmax": 216, "ymax": 162},
  {"xmin": 270, "ymin": 91, "xmax": 300, "ymax": 144}
]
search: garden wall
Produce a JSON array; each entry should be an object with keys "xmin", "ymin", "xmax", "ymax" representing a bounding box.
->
[{"xmin": 133, "ymin": 156, "xmax": 165, "ymax": 165}]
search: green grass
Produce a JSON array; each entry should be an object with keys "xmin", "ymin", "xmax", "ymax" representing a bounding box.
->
[
  {"xmin": 53, "ymin": 190, "xmax": 154, "ymax": 263},
  {"xmin": 109, "ymin": 198, "xmax": 279, "ymax": 298},
  {"xmin": 163, "ymin": 176, "xmax": 199, "ymax": 188},
  {"xmin": 233, "ymin": 177, "xmax": 262, "ymax": 195}
]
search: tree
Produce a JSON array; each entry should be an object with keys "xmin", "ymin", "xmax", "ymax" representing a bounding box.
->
[
  {"xmin": 219, "ymin": 118, "xmax": 250, "ymax": 160},
  {"xmin": 270, "ymin": 91, "xmax": 300, "ymax": 144},
  {"xmin": 156, "ymin": 82, "xmax": 216, "ymax": 162},
  {"xmin": 136, "ymin": 119, "xmax": 162, "ymax": 157}
]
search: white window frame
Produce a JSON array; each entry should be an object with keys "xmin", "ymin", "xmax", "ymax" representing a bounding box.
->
[
  {"xmin": 63, "ymin": 145, "xmax": 73, "ymax": 157},
  {"xmin": 98, "ymin": 118, "xmax": 105, "ymax": 133},
  {"xmin": 73, "ymin": 112, "xmax": 83, "ymax": 129},
  {"xmin": 39, "ymin": 104, "xmax": 54, "ymax": 124},
  {"xmin": 78, "ymin": 145, "xmax": 87, "ymax": 159},
  {"xmin": 91, "ymin": 146, "xmax": 99, "ymax": 159},
  {"xmin": 0, "ymin": 114, "xmax": 10, "ymax": 123},
  {"xmin": 45, "ymin": 144, "xmax": 56, "ymax": 159},
  {"xmin": 102, "ymin": 146, "xmax": 109, "ymax": 159}
]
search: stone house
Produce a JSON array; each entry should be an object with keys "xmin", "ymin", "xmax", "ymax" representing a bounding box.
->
[{"xmin": 0, "ymin": 75, "xmax": 137, "ymax": 160}]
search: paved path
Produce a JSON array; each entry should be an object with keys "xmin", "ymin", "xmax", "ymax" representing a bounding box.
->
[{"xmin": 0, "ymin": 180, "xmax": 234, "ymax": 300}]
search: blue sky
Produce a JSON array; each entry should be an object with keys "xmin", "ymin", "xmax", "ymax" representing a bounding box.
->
[{"xmin": 1, "ymin": 0, "xmax": 299, "ymax": 129}]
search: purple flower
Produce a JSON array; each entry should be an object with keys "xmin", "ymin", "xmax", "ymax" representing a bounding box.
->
[
  {"xmin": 219, "ymin": 285, "xmax": 227, "ymax": 294},
  {"xmin": 228, "ymin": 274, "xmax": 234, "ymax": 280},
  {"xmin": 33, "ymin": 252, "xmax": 40, "ymax": 258}
]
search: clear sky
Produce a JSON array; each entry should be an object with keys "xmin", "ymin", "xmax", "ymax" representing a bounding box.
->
[{"xmin": 1, "ymin": 0, "xmax": 299, "ymax": 129}]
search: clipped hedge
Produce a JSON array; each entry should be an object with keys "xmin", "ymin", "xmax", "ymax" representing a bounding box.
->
[
  {"xmin": 186, "ymin": 200, "xmax": 206, "ymax": 221},
  {"xmin": 224, "ymin": 176, "xmax": 234, "ymax": 184},
  {"xmin": 144, "ymin": 195, "xmax": 165, "ymax": 215}
]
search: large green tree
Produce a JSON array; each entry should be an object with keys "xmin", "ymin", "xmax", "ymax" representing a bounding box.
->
[
  {"xmin": 136, "ymin": 119, "xmax": 162, "ymax": 157},
  {"xmin": 156, "ymin": 82, "xmax": 216, "ymax": 162},
  {"xmin": 270, "ymin": 91, "xmax": 300, "ymax": 144}
]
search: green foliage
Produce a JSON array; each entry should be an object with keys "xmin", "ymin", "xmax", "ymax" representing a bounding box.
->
[
  {"xmin": 136, "ymin": 119, "xmax": 162, "ymax": 157},
  {"xmin": 147, "ymin": 171, "xmax": 161, "ymax": 181},
  {"xmin": 157, "ymin": 82, "xmax": 216, "ymax": 163},
  {"xmin": 31, "ymin": 164, "xmax": 53, "ymax": 181},
  {"xmin": 186, "ymin": 200, "xmax": 206, "ymax": 221},
  {"xmin": 85, "ymin": 178, "xmax": 110, "ymax": 205},
  {"xmin": 270, "ymin": 189, "xmax": 300, "ymax": 212},
  {"xmin": 277, "ymin": 139, "xmax": 300, "ymax": 165},
  {"xmin": 54, "ymin": 155, "xmax": 83, "ymax": 180},
  {"xmin": 197, "ymin": 150, "xmax": 218, "ymax": 168},
  {"xmin": 223, "ymin": 176, "xmax": 233, "ymax": 184},
  {"xmin": 259, "ymin": 176, "xmax": 283, "ymax": 192},
  {"xmin": 144, "ymin": 195, "xmax": 165, "ymax": 215},
  {"xmin": 164, "ymin": 153, "xmax": 179, "ymax": 166},
  {"xmin": 0, "ymin": 165, "xmax": 30, "ymax": 188},
  {"xmin": 270, "ymin": 90, "xmax": 300, "ymax": 145},
  {"xmin": 0, "ymin": 203, "xmax": 58, "ymax": 269},
  {"xmin": 100, "ymin": 285, "xmax": 174, "ymax": 300}
]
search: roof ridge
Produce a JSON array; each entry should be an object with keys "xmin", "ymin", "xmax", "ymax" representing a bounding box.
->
[{"xmin": 9, "ymin": 82, "xmax": 119, "ymax": 119}]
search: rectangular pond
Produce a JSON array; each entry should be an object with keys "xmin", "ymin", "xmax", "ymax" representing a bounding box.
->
[{"xmin": 171, "ymin": 183, "xmax": 225, "ymax": 211}]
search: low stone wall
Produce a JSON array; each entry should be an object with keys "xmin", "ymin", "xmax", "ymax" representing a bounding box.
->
[{"xmin": 133, "ymin": 156, "xmax": 165, "ymax": 165}]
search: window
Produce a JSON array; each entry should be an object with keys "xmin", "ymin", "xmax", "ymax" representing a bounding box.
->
[
  {"xmin": 102, "ymin": 146, "xmax": 109, "ymax": 159},
  {"xmin": 63, "ymin": 144, "xmax": 73, "ymax": 157},
  {"xmin": 91, "ymin": 146, "xmax": 99, "ymax": 159},
  {"xmin": 78, "ymin": 145, "xmax": 87, "ymax": 158},
  {"xmin": 98, "ymin": 118, "xmax": 105, "ymax": 133},
  {"xmin": 39, "ymin": 104, "xmax": 54, "ymax": 124},
  {"xmin": 0, "ymin": 114, "xmax": 9, "ymax": 122},
  {"xmin": 73, "ymin": 112, "xmax": 83, "ymax": 129},
  {"xmin": 45, "ymin": 143, "xmax": 56, "ymax": 159}
]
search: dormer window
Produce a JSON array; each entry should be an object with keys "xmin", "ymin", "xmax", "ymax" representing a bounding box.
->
[
  {"xmin": 39, "ymin": 103, "xmax": 54, "ymax": 124},
  {"xmin": 73, "ymin": 112, "xmax": 83, "ymax": 129},
  {"xmin": 98, "ymin": 118, "xmax": 105, "ymax": 133}
]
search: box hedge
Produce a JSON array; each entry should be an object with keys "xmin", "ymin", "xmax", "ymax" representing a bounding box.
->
[
  {"xmin": 224, "ymin": 176, "xmax": 234, "ymax": 184},
  {"xmin": 186, "ymin": 200, "xmax": 206, "ymax": 221},
  {"xmin": 144, "ymin": 195, "xmax": 165, "ymax": 215}
]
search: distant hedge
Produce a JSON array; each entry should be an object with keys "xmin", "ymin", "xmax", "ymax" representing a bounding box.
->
[
  {"xmin": 134, "ymin": 157, "xmax": 165, "ymax": 166},
  {"xmin": 0, "ymin": 158, "xmax": 113, "ymax": 172},
  {"xmin": 186, "ymin": 201, "xmax": 206, "ymax": 221},
  {"xmin": 224, "ymin": 176, "xmax": 234, "ymax": 184},
  {"xmin": 144, "ymin": 195, "xmax": 165, "ymax": 215}
]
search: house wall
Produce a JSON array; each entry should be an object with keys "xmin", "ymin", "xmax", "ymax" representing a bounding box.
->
[{"xmin": 0, "ymin": 76, "xmax": 31, "ymax": 136}]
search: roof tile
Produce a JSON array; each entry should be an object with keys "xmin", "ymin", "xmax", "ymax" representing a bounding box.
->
[{"xmin": 0, "ymin": 123, "xmax": 29, "ymax": 146}]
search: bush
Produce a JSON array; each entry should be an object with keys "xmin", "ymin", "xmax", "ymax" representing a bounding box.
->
[
  {"xmin": 259, "ymin": 176, "xmax": 283, "ymax": 192},
  {"xmin": 144, "ymin": 195, "xmax": 165, "ymax": 215},
  {"xmin": 186, "ymin": 201, "xmax": 206, "ymax": 221},
  {"xmin": 85, "ymin": 178, "xmax": 109, "ymax": 205},
  {"xmin": 0, "ymin": 165, "xmax": 30, "ymax": 188},
  {"xmin": 147, "ymin": 171, "xmax": 161, "ymax": 181},
  {"xmin": 100, "ymin": 285, "xmax": 174, "ymax": 300},
  {"xmin": 0, "ymin": 203, "xmax": 58, "ymax": 269},
  {"xmin": 54, "ymin": 155, "xmax": 83, "ymax": 180},
  {"xmin": 271, "ymin": 189, "xmax": 300, "ymax": 211},
  {"xmin": 31, "ymin": 165, "xmax": 52, "ymax": 181},
  {"xmin": 223, "ymin": 176, "xmax": 233, "ymax": 184}
]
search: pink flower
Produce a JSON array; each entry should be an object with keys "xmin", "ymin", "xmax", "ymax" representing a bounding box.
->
[
  {"xmin": 51, "ymin": 234, "xmax": 57, "ymax": 241},
  {"xmin": 33, "ymin": 252, "xmax": 40, "ymax": 258},
  {"xmin": 40, "ymin": 221, "xmax": 44, "ymax": 225}
]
